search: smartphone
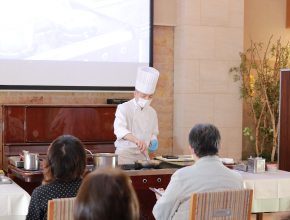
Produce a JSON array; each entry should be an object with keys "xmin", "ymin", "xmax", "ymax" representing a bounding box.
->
[{"xmin": 149, "ymin": 187, "xmax": 164, "ymax": 196}]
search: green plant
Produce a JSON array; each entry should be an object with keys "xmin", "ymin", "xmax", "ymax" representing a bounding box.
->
[
  {"xmin": 230, "ymin": 36, "xmax": 290, "ymax": 161},
  {"xmin": 243, "ymin": 127, "xmax": 253, "ymax": 141}
]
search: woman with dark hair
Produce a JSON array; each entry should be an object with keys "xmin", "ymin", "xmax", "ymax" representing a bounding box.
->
[
  {"xmin": 74, "ymin": 168, "xmax": 139, "ymax": 220},
  {"xmin": 26, "ymin": 135, "xmax": 87, "ymax": 220}
]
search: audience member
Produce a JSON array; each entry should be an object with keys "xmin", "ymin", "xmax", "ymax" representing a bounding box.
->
[
  {"xmin": 74, "ymin": 168, "xmax": 139, "ymax": 220},
  {"xmin": 26, "ymin": 135, "xmax": 87, "ymax": 220},
  {"xmin": 153, "ymin": 123, "xmax": 244, "ymax": 220}
]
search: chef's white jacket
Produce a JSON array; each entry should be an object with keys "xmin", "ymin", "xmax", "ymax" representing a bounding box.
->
[
  {"xmin": 114, "ymin": 98, "xmax": 159, "ymax": 150},
  {"xmin": 153, "ymin": 156, "xmax": 244, "ymax": 220}
]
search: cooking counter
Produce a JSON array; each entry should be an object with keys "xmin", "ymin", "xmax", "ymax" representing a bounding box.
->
[
  {"xmin": 118, "ymin": 161, "xmax": 181, "ymax": 176},
  {"xmin": 8, "ymin": 161, "xmax": 181, "ymax": 181},
  {"xmin": 123, "ymin": 168, "xmax": 178, "ymax": 176},
  {"xmin": 8, "ymin": 159, "xmax": 234, "ymax": 181}
]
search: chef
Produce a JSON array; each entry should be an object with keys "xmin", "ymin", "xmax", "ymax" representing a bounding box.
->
[{"xmin": 114, "ymin": 66, "xmax": 159, "ymax": 164}]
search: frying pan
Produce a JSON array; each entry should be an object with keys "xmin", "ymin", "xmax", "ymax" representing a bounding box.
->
[{"xmin": 134, "ymin": 159, "xmax": 162, "ymax": 169}]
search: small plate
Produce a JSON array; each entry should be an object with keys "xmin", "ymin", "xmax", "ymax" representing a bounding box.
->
[
  {"xmin": 267, "ymin": 165, "xmax": 277, "ymax": 172},
  {"xmin": 0, "ymin": 177, "xmax": 12, "ymax": 184}
]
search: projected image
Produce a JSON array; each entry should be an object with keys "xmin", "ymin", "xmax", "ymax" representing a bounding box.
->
[{"xmin": 0, "ymin": 0, "xmax": 150, "ymax": 63}]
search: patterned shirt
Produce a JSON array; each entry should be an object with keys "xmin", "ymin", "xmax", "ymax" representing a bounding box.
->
[{"xmin": 26, "ymin": 178, "xmax": 82, "ymax": 220}]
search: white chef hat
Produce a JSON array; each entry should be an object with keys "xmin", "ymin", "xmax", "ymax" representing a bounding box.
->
[{"xmin": 135, "ymin": 66, "xmax": 159, "ymax": 94}]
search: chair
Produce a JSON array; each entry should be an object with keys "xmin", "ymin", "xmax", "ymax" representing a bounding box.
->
[
  {"xmin": 47, "ymin": 197, "xmax": 76, "ymax": 220},
  {"xmin": 188, "ymin": 188, "xmax": 253, "ymax": 220}
]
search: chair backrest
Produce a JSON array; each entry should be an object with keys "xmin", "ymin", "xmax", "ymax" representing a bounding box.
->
[
  {"xmin": 47, "ymin": 197, "xmax": 76, "ymax": 220},
  {"xmin": 188, "ymin": 188, "xmax": 253, "ymax": 220}
]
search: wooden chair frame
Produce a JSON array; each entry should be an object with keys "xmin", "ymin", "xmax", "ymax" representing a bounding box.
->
[
  {"xmin": 188, "ymin": 189, "xmax": 253, "ymax": 220},
  {"xmin": 47, "ymin": 200, "xmax": 54, "ymax": 220}
]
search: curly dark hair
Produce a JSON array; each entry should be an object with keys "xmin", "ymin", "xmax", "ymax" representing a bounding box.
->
[
  {"xmin": 74, "ymin": 168, "xmax": 140, "ymax": 220},
  {"xmin": 188, "ymin": 123, "xmax": 221, "ymax": 158},
  {"xmin": 42, "ymin": 135, "xmax": 87, "ymax": 185}
]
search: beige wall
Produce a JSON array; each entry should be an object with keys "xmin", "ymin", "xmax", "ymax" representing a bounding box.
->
[
  {"xmin": 0, "ymin": 26, "xmax": 174, "ymax": 170},
  {"xmin": 154, "ymin": 0, "xmax": 177, "ymax": 26},
  {"xmin": 244, "ymin": 0, "xmax": 290, "ymax": 53},
  {"xmin": 173, "ymin": 0, "xmax": 244, "ymax": 160}
]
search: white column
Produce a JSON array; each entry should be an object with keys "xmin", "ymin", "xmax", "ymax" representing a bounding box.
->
[{"xmin": 173, "ymin": 0, "xmax": 244, "ymax": 160}]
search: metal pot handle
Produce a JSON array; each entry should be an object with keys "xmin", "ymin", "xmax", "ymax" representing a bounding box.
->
[{"xmin": 85, "ymin": 149, "xmax": 94, "ymax": 159}]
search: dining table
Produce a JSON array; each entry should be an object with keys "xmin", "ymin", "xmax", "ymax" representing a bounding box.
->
[
  {"xmin": 0, "ymin": 179, "xmax": 31, "ymax": 216},
  {"xmin": 241, "ymin": 170, "xmax": 290, "ymax": 220}
]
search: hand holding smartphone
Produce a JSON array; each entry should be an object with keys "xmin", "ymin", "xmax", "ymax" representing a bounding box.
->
[{"xmin": 149, "ymin": 187, "xmax": 164, "ymax": 196}]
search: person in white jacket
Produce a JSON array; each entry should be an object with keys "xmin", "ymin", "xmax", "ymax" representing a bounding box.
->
[
  {"xmin": 153, "ymin": 123, "xmax": 244, "ymax": 220},
  {"xmin": 114, "ymin": 66, "xmax": 160, "ymax": 164}
]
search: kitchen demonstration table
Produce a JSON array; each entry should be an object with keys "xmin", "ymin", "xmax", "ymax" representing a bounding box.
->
[{"xmin": 0, "ymin": 180, "xmax": 30, "ymax": 216}]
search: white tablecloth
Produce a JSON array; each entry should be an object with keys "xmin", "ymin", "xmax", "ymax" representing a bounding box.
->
[
  {"xmin": 241, "ymin": 170, "xmax": 290, "ymax": 213},
  {"xmin": 0, "ymin": 181, "xmax": 31, "ymax": 216}
]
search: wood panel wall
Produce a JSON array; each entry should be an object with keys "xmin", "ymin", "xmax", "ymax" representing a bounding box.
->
[{"xmin": 279, "ymin": 70, "xmax": 290, "ymax": 171}]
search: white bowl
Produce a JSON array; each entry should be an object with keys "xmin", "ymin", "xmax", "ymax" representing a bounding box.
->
[{"xmin": 268, "ymin": 166, "xmax": 277, "ymax": 172}]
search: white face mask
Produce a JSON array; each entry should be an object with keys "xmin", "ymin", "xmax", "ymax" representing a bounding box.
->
[{"xmin": 137, "ymin": 97, "xmax": 152, "ymax": 108}]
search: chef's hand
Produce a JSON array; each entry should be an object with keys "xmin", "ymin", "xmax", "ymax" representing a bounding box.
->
[
  {"xmin": 135, "ymin": 140, "xmax": 147, "ymax": 153},
  {"xmin": 155, "ymin": 188, "xmax": 164, "ymax": 200},
  {"xmin": 123, "ymin": 134, "xmax": 147, "ymax": 153},
  {"xmin": 148, "ymin": 139, "xmax": 158, "ymax": 152}
]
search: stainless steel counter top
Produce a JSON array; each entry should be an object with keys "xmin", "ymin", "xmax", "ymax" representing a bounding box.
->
[
  {"xmin": 87, "ymin": 162, "xmax": 181, "ymax": 176},
  {"xmin": 123, "ymin": 168, "xmax": 178, "ymax": 176}
]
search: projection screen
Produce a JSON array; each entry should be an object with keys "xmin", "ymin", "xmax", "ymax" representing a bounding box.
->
[{"xmin": 0, "ymin": 0, "xmax": 153, "ymax": 91}]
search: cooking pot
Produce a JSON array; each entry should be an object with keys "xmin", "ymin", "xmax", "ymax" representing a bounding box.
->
[
  {"xmin": 134, "ymin": 159, "xmax": 162, "ymax": 169},
  {"xmin": 86, "ymin": 149, "xmax": 118, "ymax": 170},
  {"xmin": 23, "ymin": 150, "xmax": 39, "ymax": 171}
]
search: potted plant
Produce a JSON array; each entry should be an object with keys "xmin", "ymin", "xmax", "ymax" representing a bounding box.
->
[{"xmin": 230, "ymin": 36, "xmax": 290, "ymax": 162}]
